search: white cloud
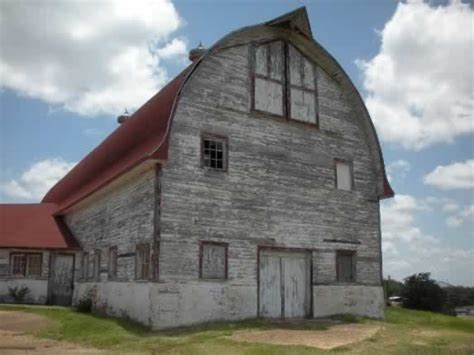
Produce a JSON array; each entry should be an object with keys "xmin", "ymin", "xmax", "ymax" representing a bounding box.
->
[
  {"xmin": 381, "ymin": 194, "xmax": 473, "ymax": 286},
  {"xmin": 386, "ymin": 159, "xmax": 410, "ymax": 182},
  {"xmin": 424, "ymin": 159, "xmax": 474, "ymax": 189},
  {"xmin": 357, "ymin": 1, "xmax": 474, "ymax": 150},
  {"xmin": 0, "ymin": 0, "xmax": 187, "ymax": 116},
  {"xmin": 156, "ymin": 38, "xmax": 188, "ymax": 59},
  {"xmin": 446, "ymin": 204, "xmax": 474, "ymax": 227},
  {"xmin": 0, "ymin": 158, "xmax": 76, "ymax": 202}
]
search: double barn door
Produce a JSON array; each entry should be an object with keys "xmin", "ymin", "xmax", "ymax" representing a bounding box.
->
[{"xmin": 259, "ymin": 250, "xmax": 311, "ymax": 318}]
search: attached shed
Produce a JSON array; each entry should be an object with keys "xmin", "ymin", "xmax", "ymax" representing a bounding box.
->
[{"xmin": 0, "ymin": 203, "xmax": 79, "ymax": 305}]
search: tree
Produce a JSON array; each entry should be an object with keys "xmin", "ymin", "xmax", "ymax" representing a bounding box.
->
[
  {"xmin": 402, "ymin": 273, "xmax": 446, "ymax": 312},
  {"xmin": 384, "ymin": 276, "xmax": 403, "ymax": 299}
]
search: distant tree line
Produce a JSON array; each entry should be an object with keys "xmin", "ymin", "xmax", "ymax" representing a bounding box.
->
[{"xmin": 384, "ymin": 273, "xmax": 474, "ymax": 315}]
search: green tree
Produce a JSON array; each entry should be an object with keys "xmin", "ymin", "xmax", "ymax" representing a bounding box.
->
[
  {"xmin": 402, "ymin": 273, "xmax": 446, "ymax": 312},
  {"xmin": 384, "ymin": 276, "xmax": 403, "ymax": 299}
]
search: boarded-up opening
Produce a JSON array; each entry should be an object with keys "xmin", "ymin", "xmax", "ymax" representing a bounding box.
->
[{"xmin": 259, "ymin": 249, "xmax": 311, "ymax": 318}]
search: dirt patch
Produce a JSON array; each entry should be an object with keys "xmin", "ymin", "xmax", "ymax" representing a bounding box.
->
[
  {"xmin": 229, "ymin": 323, "xmax": 382, "ymax": 350},
  {"xmin": 0, "ymin": 311, "xmax": 52, "ymax": 333},
  {"xmin": 0, "ymin": 311, "xmax": 108, "ymax": 354}
]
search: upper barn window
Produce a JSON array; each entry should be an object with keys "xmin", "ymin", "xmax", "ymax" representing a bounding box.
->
[
  {"xmin": 252, "ymin": 40, "xmax": 318, "ymax": 125},
  {"xmin": 201, "ymin": 135, "xmax": 228, "ymax": 172}
]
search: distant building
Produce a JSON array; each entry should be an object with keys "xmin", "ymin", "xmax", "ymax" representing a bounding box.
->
[{"xmin": 0, "ymin": 7, "xmax": 394, "ymax": 328}]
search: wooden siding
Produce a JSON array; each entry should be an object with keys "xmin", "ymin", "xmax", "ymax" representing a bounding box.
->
[{"xmin": 160, "ymin": 28, "xmax": 382, "ymax": 290}]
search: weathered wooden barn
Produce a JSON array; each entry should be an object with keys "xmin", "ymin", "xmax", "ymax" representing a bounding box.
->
[{"xmin": 0, "ymin": 8, "xmax": 393, "ymax": 328}]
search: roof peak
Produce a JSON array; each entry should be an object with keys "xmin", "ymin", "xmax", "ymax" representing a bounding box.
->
[{"xmin": 265, "ymin": 6, "xmax": 313, "ymax": 40}]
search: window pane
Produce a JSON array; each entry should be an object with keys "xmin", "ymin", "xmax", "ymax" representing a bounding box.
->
[
  {"xmin": 11, "ymin": 255, "xmax": 26, "ymax": 276},
  {"xmin": 290, "ymin": 89, "xmax": 316, "ymax": 123},
  {"xmin": 27, "ymin": 254, "xmax": 42, "ymax": 277},
  {"xmin": 201, "ymin": 243, "xmax": 227, "ymax": 279},
  {"xmin": 337, "ymin": 253, "xmax": 354, "ymax": 282},
  {"xmin": 108, "ymin": 247, "xmax": 117, "ymax": 279},
  {"xmin": 255, "ymin": 44, "xmax": 268, "ymax": 76},
  {"xmin": 336, "ymin": 162, "xmax": 352, "ymax": 191},
  {"xmin": 289, "ymin": 45, "xmax": 302, "ymax": 86},
  {"xmin": 136, "ymin": 244, "xmax": 150, "ymax": 279},
  {"xmin": 269, "ymin": 41, "xmax": 283, "ymax": 81},
  {"xmin": 303, "ymin": 59, "xmax": 315, "ymax": 90},
  {"xmin": 202, "ymin": 138, "xmax": 226, "ymax": 171},
  {"xmin": 254, "ymin": 78, "xmax": 283, "ymax": 116}
]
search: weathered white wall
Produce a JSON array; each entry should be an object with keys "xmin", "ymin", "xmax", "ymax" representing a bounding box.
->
[
  {"xmin": 65, "ymin": 165, "xmax": 156, "ymax": 324},
  {"xmin": 0, "ymin": 249, "xmax": 50, "ymax": 304},
  {"xmin": 313, "ymin": 285, "xmax": 385, "ymax": 319},
  {"xmin": 74, "ymin": 282, "xmax": 152, "ymax": 325},
  {"xmin": 150, "ymin": 282, "xmax": 257, "ymax": 329}
]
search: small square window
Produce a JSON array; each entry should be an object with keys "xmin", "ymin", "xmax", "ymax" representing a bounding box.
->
[
  {"xmin": 202, "ymin": 136, "xmax": 227, "ymax": 171},
  {"xmin": 135, "ymin": 244, "xmax": 150, "ymax": 280},
  {"xmin": 335, "ymin": 160, "xmax": 353, "ymax": 191},
  {"xmin": 336, "ymin": 251, "xmax": 355, "ymax": 282},
  {"xmin": 26, "ymin": 254, "xmax": 42, "ymax": 277},
  {"xmin": 200, "ymin": 242, "xmax": 228, "ymax": 280},
  {"xmin": 108, "ymin": 247, "xmax": 117, "ymax": 279}
]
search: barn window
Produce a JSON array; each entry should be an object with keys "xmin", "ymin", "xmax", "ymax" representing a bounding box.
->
[
  {"xmin": 200, "ymin": 242, "xmax": 228, "ymax": 280},
  {"xmin": 82, "ymin": 252, "xmax": 89, "ymax": 280},
  {"xmin": 252, "ymin": 40, "xmax": 318, "ymax": 125},
  {"xmin": 10, "ymin": 253, "xmax": 42, "ymax": 277},
  {"xmin": 135, "ymin": 243, "xmax": 150, "ymax": 280},
  {"xmin": 201, "ymin": 135, "xmax": 227, "ymax": 171},
  {"xmin": 26, "ymin": 254, "xmax": 42, "ymax": 277},
  {"xmin": 10, "ymin": 254, "xmax": 26, "ymax": 276},
  {"xmin": 335, "ymin": 160, "xmax": 353, "ymax": 191},
  {"xmin": 108, "ymin": 246, "xmax": 117, "ymax": 279},
  {"xmin": 93, "ymin": 249, "xmax": 101, "ymax": 280},
  {"xmin": 336, "ymin": 251, "xmax": 355, "ymax": 282}
]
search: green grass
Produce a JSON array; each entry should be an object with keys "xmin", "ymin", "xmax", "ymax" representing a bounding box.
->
[{"xmin": 0, "ymin": 304, "xmax": 473, "ymax": 354}]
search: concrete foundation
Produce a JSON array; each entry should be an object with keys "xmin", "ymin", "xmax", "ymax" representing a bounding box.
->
[{"xmin": 313, "ymin": 285, "xmax": 385, "ymax": 319}]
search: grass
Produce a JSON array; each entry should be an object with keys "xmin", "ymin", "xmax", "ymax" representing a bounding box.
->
[{"xmin": 0, "ymin": 304, "xmax": 473, "ymax": 354}]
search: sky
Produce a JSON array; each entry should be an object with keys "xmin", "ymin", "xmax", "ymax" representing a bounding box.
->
[{"xmin": 0, "ymin": 0, "xmax": 472, "ymax": 286}]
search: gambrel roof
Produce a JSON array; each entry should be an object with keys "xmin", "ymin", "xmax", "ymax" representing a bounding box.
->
[{"xmin": 43, "ymin": 7, "xmax": 393, "ymax": 215}]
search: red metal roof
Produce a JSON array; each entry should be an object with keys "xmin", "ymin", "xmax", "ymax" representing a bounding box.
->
[
  {"xmin": 42, "ymin": 65, "xmax": 193, "ymax": 213},
  {"xmin": 0, "ymin": 204, "xmax": 79, "ymax": 249}
]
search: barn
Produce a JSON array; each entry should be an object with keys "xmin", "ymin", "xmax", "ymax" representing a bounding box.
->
[{"xmin": 0, "ymin": 7, "xmax": 393, "ymax": 329}]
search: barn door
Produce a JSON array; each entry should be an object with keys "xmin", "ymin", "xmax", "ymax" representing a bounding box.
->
[
  {"xmin": 259, "ymin": 250, "xmax": 310, "ymax": 318},
  {"xmin": 49, "ymin": 254, "xmax": 74, "ymax": 306}
]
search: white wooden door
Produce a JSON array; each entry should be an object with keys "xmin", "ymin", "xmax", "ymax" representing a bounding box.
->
[
  {"xmin": 259, "ymin": 254, "xmax": 282, "ymax": 317},
  {"xmin": 259, "ymin": 250, "xmax": 310, "ymax": 318}
]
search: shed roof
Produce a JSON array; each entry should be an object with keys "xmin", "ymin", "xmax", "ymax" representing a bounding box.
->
[{"xmin": 0, "ymin": 204, "xmax": 79, "ymax": 249}]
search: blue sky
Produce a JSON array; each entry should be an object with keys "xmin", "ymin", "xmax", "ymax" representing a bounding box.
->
[{"xmin": 0, "ymin": 0, "xmax": 472, "ymax": 285}]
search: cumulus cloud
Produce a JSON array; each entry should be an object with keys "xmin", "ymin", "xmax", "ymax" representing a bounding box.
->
[
  {"xmin": 357, "ymin": 1, "xmax": 473, "ymax": 150},
  {"xmin": 386, "ymin": 159, "xmax": 410, "ymax": 182},
  {"xmin": 0, "ymin": 158, "xmax": 76, "ymax": 201},
  {"xmin": 381, "ymin": 194, "xmax": 473, "ymax": 285},
  {"xmin": 446, "ymin": 204, "xmax": 474, "ymax": 227},
  {"xmin": 424, "ymin": 159, "xmax": 474, "ymax": 189},
  {"xmin": 0, "ymin": 0, "xmax": 187, "ymax": 116}
]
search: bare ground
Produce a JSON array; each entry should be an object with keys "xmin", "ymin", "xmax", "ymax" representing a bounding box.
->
[
  {"xmin": 0, "ymin": 311, "xmax": 107, "ymax": 354},
  {"xmin": 229, "ymin": 322, "xmax": 383, "ymax": 350}
]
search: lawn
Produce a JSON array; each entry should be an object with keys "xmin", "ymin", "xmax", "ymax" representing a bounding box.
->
[{"xmin": 0, "ymin": 304, "xmax": 473, "ymax": 354}]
